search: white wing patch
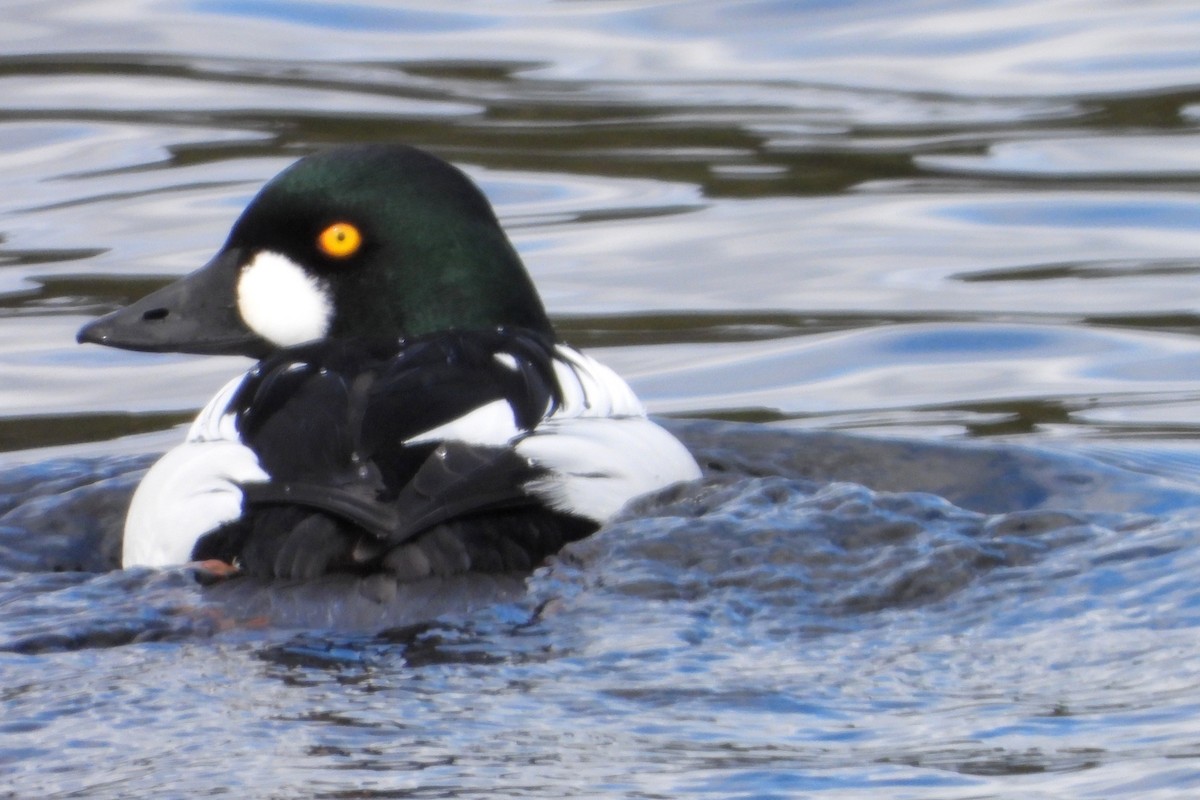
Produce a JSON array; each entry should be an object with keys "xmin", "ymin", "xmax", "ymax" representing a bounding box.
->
[
  {"xmin": 493, "ymin": 352, "xmax": 520, "ymax": 371},
  {"xmin": 404, "ymin": 398, "xmax": 523, "ymax": 447},
  {"xmin": 400, "ymin": 346, "xmax": 645, "ymax": 448},
  {"xmin": 123, "ymin": 439, "xmax": 268, "ymax": 568}
]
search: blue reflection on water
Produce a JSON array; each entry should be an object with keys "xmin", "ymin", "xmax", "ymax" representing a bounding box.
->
[
  {"xmin": 883, "ymin": 327, "xmax": 1055, "ymax": 355},
  {"xmin": 941, "ymin": 199, "xmax": 1200, "ymax": 229},
  {"xmin": 197, "ymin": 0, "xmax": 494, "ymax": 32}
]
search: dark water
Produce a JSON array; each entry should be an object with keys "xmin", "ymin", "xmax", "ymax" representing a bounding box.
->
[{"xmin": 5, "ymin": 0, "xmax": 1200, "ymax": 796}]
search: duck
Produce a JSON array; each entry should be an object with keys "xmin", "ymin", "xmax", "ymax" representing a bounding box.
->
[{"xmin": 77, "ymin": 144, "xmax": 701, "ymax": 584}]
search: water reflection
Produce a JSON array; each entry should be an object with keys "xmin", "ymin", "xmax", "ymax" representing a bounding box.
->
[
  {"xmin": 617, "ymin": 322, "xmax": 1200, "ymax": 433},
  {"xmin": 0, "ymin": 3, "xmax": 1198, "ymax": 450},
  {"xmin": 920, "ymin": 135, "xmax": 1200, "ymax": 177},
  {"xmin": 200, "ymin": 0, "xmax": 497, "ymax": 34}
]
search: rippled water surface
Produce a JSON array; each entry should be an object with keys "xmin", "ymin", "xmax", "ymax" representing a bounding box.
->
[{"xmin": 5, "ymin": 1, "xmax": 1200, "ymax": 797}]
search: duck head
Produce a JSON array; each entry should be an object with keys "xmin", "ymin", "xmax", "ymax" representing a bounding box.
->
[{"xmin": 78, "ymin": 145, "xmax": 553, "ymax": 357}]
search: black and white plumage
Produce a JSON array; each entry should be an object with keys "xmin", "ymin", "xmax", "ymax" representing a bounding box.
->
[
  {"xmin": 79, "ymin": 144, "xmax": 701, "ymax": 585},
  {"xmin": 124, "ymin": 329, "xmax": 693, "ymax": 579}
]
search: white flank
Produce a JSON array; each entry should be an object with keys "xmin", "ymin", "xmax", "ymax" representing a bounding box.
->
[
  {"xmin": 236, "ymin": 250, "xmax": 333, "ymax": 347},
  {"xmin": 518, "ymin": 416, "xmax": 702, "ymax": 523},
  {"xmin": 123, "ymin": 440, "xmax": 269, "ymax": 568},
  {"xmin": 551, "ymin": 346, "xmax": 645, "ymax": 418},
  {"xmin": 520, "ymin": 345, "xmax": 699, "ymax": 521},
  {"xmin": 404, "ymin": 344, "xmax": 699, "ymax": 521}
]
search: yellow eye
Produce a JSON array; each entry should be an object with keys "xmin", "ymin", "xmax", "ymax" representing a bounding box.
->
[{"xmin": 317, "ymin": 222, "xmax": 362, "ymax": 259}]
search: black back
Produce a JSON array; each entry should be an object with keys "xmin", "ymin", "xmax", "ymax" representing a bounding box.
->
[{"xmin": 192, "ymin": 329, "xmax": 596, "ymax": 579}]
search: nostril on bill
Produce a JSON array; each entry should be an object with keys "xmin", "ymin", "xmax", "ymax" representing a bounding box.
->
[{"xmin": 142, "ymin": 308, "xmax": 169, "ymax": 322}]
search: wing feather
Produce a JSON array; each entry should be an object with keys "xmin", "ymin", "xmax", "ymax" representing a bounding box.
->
[{"xmin": 217, "ymin": 330, "xmax": 570, "ymax": 578}]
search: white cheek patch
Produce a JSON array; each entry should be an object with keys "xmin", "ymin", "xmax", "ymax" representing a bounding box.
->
[{"xmin": 237, "ymin": 250, "xmax": 333, "ymax": 347}]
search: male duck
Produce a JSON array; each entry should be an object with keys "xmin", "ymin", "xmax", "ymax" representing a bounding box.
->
[{"xmin": 78, "ymin": 144, "xmax": 700, "ymax": 582}]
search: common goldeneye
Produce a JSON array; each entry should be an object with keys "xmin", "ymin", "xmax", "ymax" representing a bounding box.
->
[{"xmin": 78, "ymin": 144, "xmax": 700, "ymax": 582}]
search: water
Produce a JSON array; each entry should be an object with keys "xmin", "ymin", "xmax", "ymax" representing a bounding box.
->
[{"xmin": 4, "ymin": 0, "xmax": 1200, "ymax": 796}]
